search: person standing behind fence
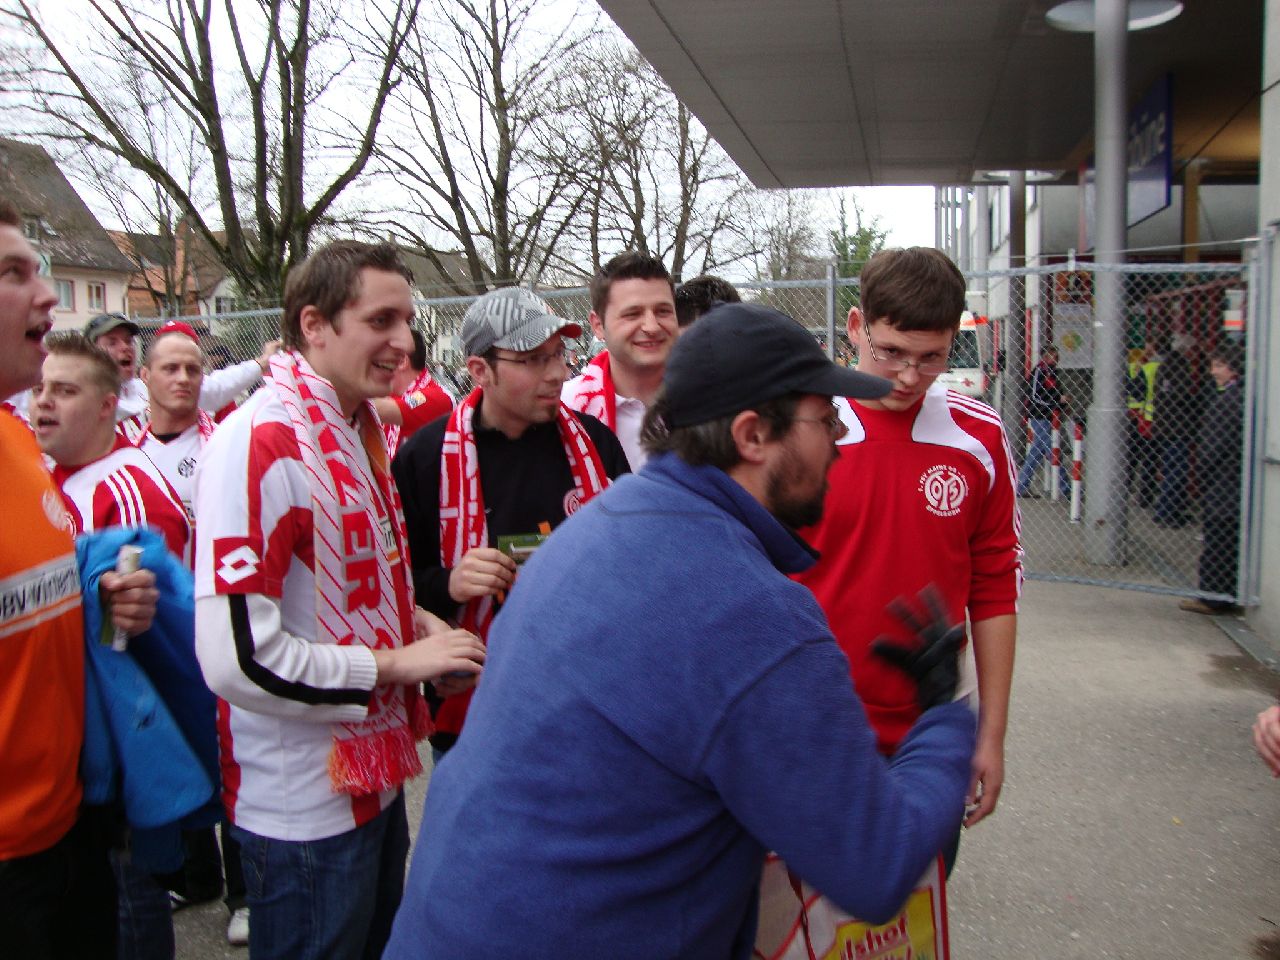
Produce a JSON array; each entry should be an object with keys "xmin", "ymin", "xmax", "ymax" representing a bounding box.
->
[
  {"xmin": 1179, "ymin": 341, "xmax": 1244, "ymax": 615},
  {"xmin": 1125, "ymin": 341, "xmax": 1159, "ymax": 507},
  {"xmin": 562, "ymin": 252, "xmax": 678, "ymax": 469},
  {"xmin": 1015, "ymin": 344, "xmax": 1070, "ymax": 499},
  {"xmin": 1151, "ymin": 332, "xmax": 1201, "ymax": 528}
]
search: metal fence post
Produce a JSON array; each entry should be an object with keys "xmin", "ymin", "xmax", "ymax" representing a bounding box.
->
[
  {"xmin": 825, "ymin": 262, "xmax": 837, "ymax": 361},
  {"xmin": 1241, "ymin": 229, "xmax": 1275, "ymax": 605}
]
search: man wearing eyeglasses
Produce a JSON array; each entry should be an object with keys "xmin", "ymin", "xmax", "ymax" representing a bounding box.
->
[
  {"xmin": 795, "ymin": 247, "xmax": 1022, "ymax": 840},
  {"xmin": 392, "ymin": 288, "xmax": 630, "ymax": 757}
]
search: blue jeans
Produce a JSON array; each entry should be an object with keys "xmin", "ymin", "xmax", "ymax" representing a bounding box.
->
[
  {"xmin": 110, "ymin": 851, "xmax": 174, "ymax": 960},
  {"xmin": 231, "ymin": 792, "xmax": 409, "ymax": 960},
  {"xmin": 1016, "ymin": 417, "xmax": 1069, "ymax": 497}
]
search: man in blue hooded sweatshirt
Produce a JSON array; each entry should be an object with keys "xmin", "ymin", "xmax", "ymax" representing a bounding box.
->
[{"xmin": 384, "ymin": 302, "xmax": 978, "ymax": 960}]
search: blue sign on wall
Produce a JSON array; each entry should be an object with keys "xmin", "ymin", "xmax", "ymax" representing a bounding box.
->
[
  {"xmin": 1126, "ymin": 73, "xmax": 1173, "ymax": 226},
  {"xmin": 1079, "ymin": 73, "xmax": 1173, "ymax": 250}
]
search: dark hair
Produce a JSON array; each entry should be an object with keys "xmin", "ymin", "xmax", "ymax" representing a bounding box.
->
[
  {"xmin": 409, "ymin": 328, "xmax": 427, "ymax": 371},
  {"xmin": 674, "ymin": 275, "xmax": 741, "ymax": 327},
  {"xmin": 859, "ymin": 247, "xmax": 965, "ymax": 333},
  {"xmin": 281, "ymin": 241, "xmax": 414, "ymax": 350},
  {"xmin": 0, "ymin": 200, "xmax": 19, "ymax": 228},
  {"xmin": 590, "ymin": 251, "xmax": 673, "ymax": 318},
  {"xmin": 1209, "ymin": 341, "xmax": 1244, "ymax": 375},
  {"xmin": 44, "ymin": 332, "xmax": 122, "ymax": 396},
  {"xmin": 640, "ymin": 390, "xmax": 800, "ymax": 470}
]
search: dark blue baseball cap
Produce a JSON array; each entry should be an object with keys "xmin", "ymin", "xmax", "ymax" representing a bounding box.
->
[{"xmin": 662, "ymin": 302, "xmax": 890, "ymax": 428}]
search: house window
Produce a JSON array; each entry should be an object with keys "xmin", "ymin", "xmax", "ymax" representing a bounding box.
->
[
  {"xmin": 23, "ymin": 219, "xmax": 39, "ymax": 241},
  {"xmin": 87, "ymin": 282, "xmax": 106, "ymax": 312},
  {"xmin": 55, "ymin": 279, "xmax": 74, "ymax": 310},
  {"xmin": 214, "ymin": 296, "xmax": 236, "ymax": 315}
]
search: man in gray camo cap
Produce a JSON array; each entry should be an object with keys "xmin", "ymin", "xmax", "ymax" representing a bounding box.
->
[{"xmin": 390, "ymin": 287, "xmax": 632, "ymax": 757}]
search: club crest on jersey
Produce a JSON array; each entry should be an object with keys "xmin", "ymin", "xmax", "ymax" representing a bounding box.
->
[
  {"xmin": 178, "ymin": 456, "xmax": 197, "ymax": 478},
  {"xmin": 919, "ymin": 464, "xmax": 968, "ymax": 517},
  {"xmin": 562, "ymin": 487, "xmax": 584, "ymax": 517}
]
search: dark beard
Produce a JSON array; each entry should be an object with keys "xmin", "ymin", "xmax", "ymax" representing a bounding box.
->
[{"xmin": 765, "ymin": 461, "xmax": 827, "ymax": 530}]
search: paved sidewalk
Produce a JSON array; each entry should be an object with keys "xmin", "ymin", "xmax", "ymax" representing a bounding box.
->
[{"xmin": 175, "ymin": 579, "xmax": 1280, "ymax": 958}]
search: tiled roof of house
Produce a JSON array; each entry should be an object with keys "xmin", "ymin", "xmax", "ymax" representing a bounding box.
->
[{"xmin": 0, "ymin": 138, "xmax": 135, "ymax": 274}]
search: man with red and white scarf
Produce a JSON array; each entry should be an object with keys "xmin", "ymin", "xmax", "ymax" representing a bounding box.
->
[
  {"xmin": 393, "ymin": 287, "xmax": 631, "ymax": 756},
  {"xmin": 561, "ymin": 251, "xmax": 677, "ymax": 470},
  {"xmin": 192, "ymin": 240, "xmax": 487, "ymax": 960}
]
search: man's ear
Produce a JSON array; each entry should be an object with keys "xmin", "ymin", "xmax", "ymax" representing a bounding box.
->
[
  {"xmin": 846, "ymin": 307, "xmax": 863, "ymax": 341},
  {"xmin": 729, "ymin": 409, "xmax": 772, "ymax": 466},
  {"xmin": 140, "ymin": 365, "xmax": 151, "ymax": 388},
  {"xmin": 588, "ymin": 310, "xmax": 606, "ymax": 342},
  {"xmin": 101, "ymin": 391, "xmax": 119, "ymax": 423},
  {"xmin": 465, "ymin": 355, "xmax": 492, "ymax": 389},
  {"xmin": 299, "ymin": 305, "xmax": 329, "ymax": 349}
]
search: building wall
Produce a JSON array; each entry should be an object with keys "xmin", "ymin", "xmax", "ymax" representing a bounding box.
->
[
  {"xmin": 1254, "ymin": 0, "xmax": 1280, "ymax": 645},
  {"xmin": 48, "ymin": 267, "xmax": 129, "ymax": 331}
]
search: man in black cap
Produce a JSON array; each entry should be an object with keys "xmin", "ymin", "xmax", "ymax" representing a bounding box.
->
[
  {"xmin": 83, "ymin": 312, "xmax": 278, "ymax": 424},
  {"xmin": 392, "ymin": 287, "xmax": 630, "ymax": 757},
  {"xmin": 383, "ymin": 302, "xmax": 978, "ymax": 960}
]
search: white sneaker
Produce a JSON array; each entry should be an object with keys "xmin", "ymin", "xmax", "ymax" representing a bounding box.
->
[{"xmin": 226, "ymin": 907, "xmax": 250, "ymax": 947}]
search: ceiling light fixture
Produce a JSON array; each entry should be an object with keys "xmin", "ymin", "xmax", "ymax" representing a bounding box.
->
[{"xmin": 1045, "ymin": 0, "xmax": 1183, "ymax": 33}]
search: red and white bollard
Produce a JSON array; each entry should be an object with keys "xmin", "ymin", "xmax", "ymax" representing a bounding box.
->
[
  {"xmin": 1048, "ymin": 411, "xmax": 1062, "ymax": 502},
  {"xmin": 1069, "ymin": 420, "xmax": 1084, "ymax": 523}
]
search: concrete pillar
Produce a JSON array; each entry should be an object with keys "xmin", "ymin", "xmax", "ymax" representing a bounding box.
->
[{"xmin": 1083, "ymin": 0, "xmax": 1130, "ymax": 565}]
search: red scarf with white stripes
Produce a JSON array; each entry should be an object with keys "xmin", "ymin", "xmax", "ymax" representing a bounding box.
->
[
  {"xmin": 439, "ymin": 386, "xmax": 609, "ymax": 642},
  {"xmin": 561, "ymin": 351, "xmax": 617, "ymax": 430},
  {"xmin": 268, "ymin": 351, "xmax": 431, "ymax": 795}
]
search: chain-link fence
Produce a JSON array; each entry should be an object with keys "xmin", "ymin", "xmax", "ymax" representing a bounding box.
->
[{"xmin": 150, "ymin": 260, "xmax": 1259, "ymax": 605}]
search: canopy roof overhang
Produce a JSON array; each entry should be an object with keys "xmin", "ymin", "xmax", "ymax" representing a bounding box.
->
[{"xmin": 594, "ymin": 0, "xmax": 1263, "ymax": 188}]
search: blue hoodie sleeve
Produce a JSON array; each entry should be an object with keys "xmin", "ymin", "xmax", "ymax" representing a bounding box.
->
[{"xmin": 702, "ymin": 637, "xmax": 976, "ymax": 924}]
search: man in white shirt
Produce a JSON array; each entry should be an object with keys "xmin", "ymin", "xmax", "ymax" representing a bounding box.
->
[
  {"xmin": 193, "ymin": 240, "xmax": 486, "ymax": 960},
  {"xmin": 561, "ymin": 252, "xmax": 677, "ymax": 469},
  {"xmin": 84, "ymin": 313, "xmax": 279, "ymax": 424}
]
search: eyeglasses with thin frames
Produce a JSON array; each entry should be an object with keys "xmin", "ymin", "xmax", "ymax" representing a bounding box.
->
[
  {"xmin": 792, "ymin": 406, "xmax": 850, "ymax": 441},
  {"xmin": 490, "ymin": 346, "xmax": 568, "ymax": 374},
  {"xmin": 864, "ymin": 328, "xmax": 952, "ymax": 376}
]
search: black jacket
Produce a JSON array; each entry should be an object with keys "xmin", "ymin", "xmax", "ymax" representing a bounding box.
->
[
  {"xmin": 1025, "ymin": 360, "xmax": 1064, "ymax": 420},
  {"xmin": 1197, "ymin": 379, "xmax": 1244, "ymax": 517},
  {"xmin": 391, "ymin": 404, "xmax": 631, "ymax": 619}
]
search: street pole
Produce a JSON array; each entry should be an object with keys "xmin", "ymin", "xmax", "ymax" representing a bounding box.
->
[
  {"xmin": 1084, "ymin": 0, "xmax": 1130, "ymax": 564},
  {"xmin": 1001, "ymin": 172, "xmax": 1028, "ymax": 432}
]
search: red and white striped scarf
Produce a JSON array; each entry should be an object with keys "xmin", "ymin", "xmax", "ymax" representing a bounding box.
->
[
  {"xmin": 268, "ymin": 351, "xmax": 431, "ymax": 796},
  {"xmin": 130, "ymin": 408, "xmax": 217, "ymax": 447},
  {"xmin": 383, "ymin": 368, "xmax": 436, "ymax": 458},
  {"xmin": 561, "ymin": 351, "xmax": 617, "ymax": 430},
  {"xmin": 439, "ymin": 386, "xmax": 610, "ymax": 642}
]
